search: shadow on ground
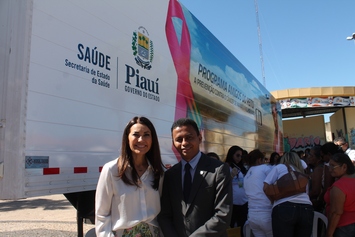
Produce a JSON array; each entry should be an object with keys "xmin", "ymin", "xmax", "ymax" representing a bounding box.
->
[
  {"xmin": 0, "ymin": 195, "xmax": 72, "ymax": 212},
  {"xmin": 0, "ymin": 229, "xmax": 78, "ymax": 237}
]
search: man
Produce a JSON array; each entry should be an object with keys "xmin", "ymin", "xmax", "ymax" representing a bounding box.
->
[
  {"xmin": 334, "ymin": 136, "xmax": 355, "ymax": 165},
  {"xmin": 158, "ymin": 118, "xmax": 232, "ymax": 237}
]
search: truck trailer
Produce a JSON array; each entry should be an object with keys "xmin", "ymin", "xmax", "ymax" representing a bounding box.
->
[{"xmin": 0, "ymin": 0, "xmax": 283, "ymax": 235}]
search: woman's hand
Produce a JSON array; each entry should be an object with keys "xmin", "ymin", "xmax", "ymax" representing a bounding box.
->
[{"xmin": 231, "ymin": 167, "xmax": 239, "ymax": 178}]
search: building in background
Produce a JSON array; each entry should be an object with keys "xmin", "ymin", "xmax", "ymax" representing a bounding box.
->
[{"xmin": 272, "ymin": 86, "xmax": 355, "ymax": 151}]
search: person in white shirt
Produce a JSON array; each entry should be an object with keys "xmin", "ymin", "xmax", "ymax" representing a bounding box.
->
[
  {"xmin": 334, "ymin": 136, "xmax": 355, "ymax": 165},
  {"xmin": 95, "ymin": 116, "xmax": 164, "ymax": 237},
  {"xmin": 264, "ymin": 152, "xmax": 314, "ymax": 237},
  {"xmin": 244, "ymin": 149, "xmax": 273, "ymax": 237}
]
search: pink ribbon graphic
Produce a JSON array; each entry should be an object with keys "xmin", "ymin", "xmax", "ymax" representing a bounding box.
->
[{"xmin": 165, "ymin": 0, "xmax": 202, "ymax": 161}]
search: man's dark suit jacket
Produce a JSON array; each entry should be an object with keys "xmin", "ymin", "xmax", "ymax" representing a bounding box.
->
[{"xmin": 158, "ymin": 153, "xmax": 233, "ymax": 237}]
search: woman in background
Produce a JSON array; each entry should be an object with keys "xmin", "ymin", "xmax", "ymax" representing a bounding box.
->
[
  {"xmin": 206, "ymin": 152, "xmax": 220, "ymax": 160},
  {"xmin": 264, "ymin": 152, "xmax": 314, "ymax": 237},
  {"xmin": 225, "ymin": 145, "xmax": 248, "ymax": 236},
  {"xmin": 307, "ymin": 145, "xmax": 325, "ymax": 212},
  {"xmin": 320, "ymin": 142, "xmax": 342, "ymax": 209},
  {"xmin": 325, "ymin": 153, "xmax": 355, "ymax": 237},
  {"xmin": 269, "ymin": 152, "xmax": 280, "ymax": 166},
  {"xmin": 95, "ymin": 116, "xmax": 164, "ymax": 237},
  {"xmin": 244, "ymin": 149, "xmax": 273, "ymax": 237}
]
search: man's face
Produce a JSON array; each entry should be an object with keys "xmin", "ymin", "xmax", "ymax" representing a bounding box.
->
[
  {"xmin": 335, "ymin": 141, "xmax": 348, "ymax": 152},
  {"xmin": 172, "ymin": 125, "xmax": 202, "ymax": 162},
  {"xmin": 321, "ymin": 151, "xmax": 330, "ymax": 163}
]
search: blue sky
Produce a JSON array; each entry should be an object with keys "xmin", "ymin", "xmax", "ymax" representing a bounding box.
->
[
  {"xmin": 179, "ymin": 0, "xmax": 355, "ymax": 94},
  {"xmin": 178, "ymin": 0, "xmax": 355, "ymax": 122}
]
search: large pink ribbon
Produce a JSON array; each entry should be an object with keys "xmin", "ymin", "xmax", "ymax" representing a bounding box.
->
[
  {"xmin": 165, "ymin": 0, "xmax": 194, "ymax": 121},
  {"xmin": 165, "ymin": 0, "xmax": 202, "ymax": 161}
]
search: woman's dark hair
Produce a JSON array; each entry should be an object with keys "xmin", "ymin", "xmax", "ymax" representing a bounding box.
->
[
  {"xmin": 297, "ymin": 150, "xmax": 304, "ymax": 158},
  {"xmin": 247, "ymin": 149, "xmax": 264, "ymax": 167},
  {"xmin": 171, "ymin": 118, "xmax": 200, "ymax": 136},
  {"xmin": 242, "ymin": 149, "xmax": 248, "ymax": 164},
  {"xmin": 311, "ymin": 145, "xmax": 322, "ymax": 158},
  {"xmin": 331, "ymin": 153, "xmax": 355, "ymax": 175},
  {"xmin": 118, "ymin": 116, "xmax": 164, "ymax": 190},
  {"xmin": 269, "ymin": 152, "xmax": 280, "ymax": 165},
  {"xmin": 225, "ymin": 145, "xmax": 247, "ymax": 175},
  {"xmin": 206, "ymin": 152, "xmax": 220, "ymax": 160}
]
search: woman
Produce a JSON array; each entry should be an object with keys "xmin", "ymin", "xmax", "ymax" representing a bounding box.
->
[
  {"xmin": 269, "ymin": 152, "xmax": 280, "ymax": 166},
  {"xmin": 244, "ymin": 149, "xmax": 273, "ymax": 237},
  {"xmin": 307, "ymin": 145, "xmax": 325, "ymax": 212},
  {"xmin": 225, "ymin": 145, "xmax": 248, "ymax": 236},
  {"xmin": 264, "ymin": 152, "xmax": 314, "ymax": 237},
  {"xmin": 95, "ymin": 116, "xmax": 164, "ymax": 237},
  {"xmin": 206, "ymin": 151, "xmax": 220, "ymax": 160},
  {"xmin": 324, "ymin": 153, "xmax": 355, "ymax": 237},
  {"xmin": 320, "ymin": 142, "xmax": 341, "ymax": 208}
]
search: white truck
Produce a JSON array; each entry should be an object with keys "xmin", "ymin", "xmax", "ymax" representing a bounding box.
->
[{"xmin": 0, "ymin": 0, "xmax": 283, "ymax": 235}]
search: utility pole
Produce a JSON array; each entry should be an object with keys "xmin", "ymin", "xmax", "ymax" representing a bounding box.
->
[{"xmin": 254, "ymin": 0, "xmax": 266, "ymax": 88}]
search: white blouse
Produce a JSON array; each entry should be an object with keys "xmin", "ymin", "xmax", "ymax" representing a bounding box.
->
[
  {"xmin": 244, "ymin": 164, "xmax": 273, "ymax": 210},
  {"xmin": 95, "ymin": 158, "xmax": 160, "ymax": 237}
]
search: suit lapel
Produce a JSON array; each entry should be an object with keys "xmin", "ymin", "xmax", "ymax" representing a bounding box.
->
[
  {"xmin": 185, "ymin": 155, "xmax": 209, "ymax": 213},
  {"xmin": 172, "ymin": 162, "xmax": 188, "ymax": 214},
  {"xmin": 172, "ymin": 162, "xmax": 183, "ymax": 196}
]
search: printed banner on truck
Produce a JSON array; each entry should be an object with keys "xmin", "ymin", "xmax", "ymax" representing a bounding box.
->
[{"xmin": 24, "ymin": 0, "xmax": 282, "ymax": 188}]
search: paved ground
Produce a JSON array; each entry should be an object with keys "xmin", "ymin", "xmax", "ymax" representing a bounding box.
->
[{"xmin": 0, "ymin": 194, "xmax": 94, "ymax": 237}]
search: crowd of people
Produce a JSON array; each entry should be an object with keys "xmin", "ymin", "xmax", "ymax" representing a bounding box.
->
[{"xmin": 94, "ymin": 116, "xmax": 355, "ymax": 237}]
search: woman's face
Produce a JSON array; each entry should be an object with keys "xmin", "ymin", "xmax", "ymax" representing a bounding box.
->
[
  {"xmin": 233, "ymin": 150, "xmax": 243, "ymax": 164},
  {"xmin": 307, "ymin": 150, "xmax": 319, "ymax": 165},
  {"xmin": 128, "ymin": 123, "xmax": 152, "ymax": 157},
  {"xmin": 328, "ymin": 160, "xmax": 346, "ymax": 178}
]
